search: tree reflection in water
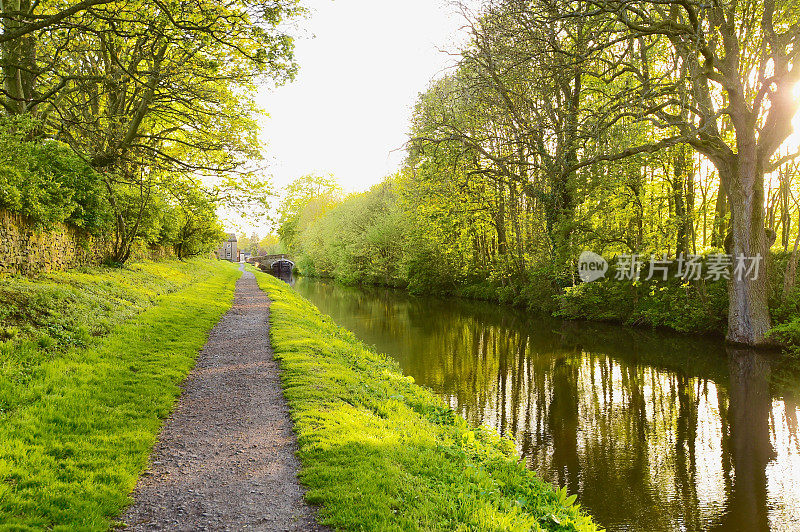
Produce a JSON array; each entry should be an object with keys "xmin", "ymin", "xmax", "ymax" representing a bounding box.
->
[{"xmin": 293, "ymin": 277, "xmax": 800, "ymax": 531}]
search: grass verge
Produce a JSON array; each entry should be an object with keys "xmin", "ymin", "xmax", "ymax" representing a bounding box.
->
[
  {"xmin": 0, "ymin": 259, "xmax": 241, "ymax": 530},
  {"xmin": 253, "ymin": 268, "xmax": 598, "ymax": 531},
  {"xmin": 0, "ymin": 259, "xmax": 228, "ymax": 350}
]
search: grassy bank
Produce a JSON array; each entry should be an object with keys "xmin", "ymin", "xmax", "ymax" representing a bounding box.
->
[
  {"xmin": 253, "ymin": 268, "xmax": 598, "ymax": 531},
  {"xmin": 0, "ymin": 259, "xmax": 240, "ymax": 529},
  {"xmin": 0, "ymin": 259, "xmax": 233, "ymax": 349}
]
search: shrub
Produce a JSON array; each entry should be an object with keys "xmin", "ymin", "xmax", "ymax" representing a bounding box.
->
[
  {"xmin": 0, "ymin": 117, "xmax": 109, "ymax": 232},
  {"xmin": 556, "ymin": 275, "xmax": 726, "ymax": 335}
]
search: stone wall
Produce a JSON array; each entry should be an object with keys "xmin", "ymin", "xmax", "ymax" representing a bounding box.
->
[{"xmin": 0, "ymin": 209, "xmax": 106, "ymax": 275}]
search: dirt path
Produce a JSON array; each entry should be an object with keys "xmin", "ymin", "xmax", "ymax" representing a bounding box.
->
[{"xmin": 121, "ymin": 266, "xmax": 327, "ymax": 531}]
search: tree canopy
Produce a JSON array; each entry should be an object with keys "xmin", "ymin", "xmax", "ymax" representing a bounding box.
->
[{"xmin": 0, "ymin": 0, "xmax": 302, "ymax": 261}]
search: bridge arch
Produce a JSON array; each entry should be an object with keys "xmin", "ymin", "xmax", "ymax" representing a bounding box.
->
[
  {"xmin": 269, "ymin": 258, "xmax": 295, "ymax": 268},
  {"xmin": 248, "ymin": 254, "xmax": 295, "ymax": 276}
]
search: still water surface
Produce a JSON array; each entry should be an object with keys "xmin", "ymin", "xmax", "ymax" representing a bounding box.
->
[{"xmin": 292, "ymin": 276, "xmax": 800, "ymax": 532}]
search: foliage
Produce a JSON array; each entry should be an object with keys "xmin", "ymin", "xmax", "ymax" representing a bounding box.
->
[
  {"xmin": 0, "ymin": 0, "xmax": 301, "ymax": 263},
  {"xmin": 295, "ymin": 180, "xmax": 408, "ymax": 286},
  {"xmin": 277, "ymin": 174, "xmax": 343, "ymax": 252},
  {"xmin": 0, "ymin": 120, "xmax": 224, "ymax": 260},
  {"xmin": 253, "ymin": 267, "xmax": 598, "ymax": 531},
  {"xmin": 455, "ymin": 269, "xmax": 563, "ymax": 315},
  {"xmin": 556, "ymin": 277, "xmax": 727, "ymax": 335},
  {"xmin": 259, "ymin": 234, "xmax": 286, "ymax": 255},
  {"xmin": 769, "ymin": 318, "xmax": 800, "ymax": 348},
  {"xmin": 160, "ymin": 180, "xmax": 225, "ymax": 259},
  {"xmin": 0, "ymin": 259, "xmax": 240, "ymax": 529},
  {"xmin": 238, "ymin": 233, "xmax": 285, "ymax": 257},
  {"xmin": 0, "ymin": 117, "xmax": 108, "ymax": 231}
]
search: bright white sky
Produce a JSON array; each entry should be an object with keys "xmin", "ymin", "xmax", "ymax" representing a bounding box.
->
[
  {"xmin": 259, "ymin": 0, "xmax": 469, "ymax": 192},
  {"xmin": 229, "ymin": 0, "xmax": 470, "ymax": 235}
]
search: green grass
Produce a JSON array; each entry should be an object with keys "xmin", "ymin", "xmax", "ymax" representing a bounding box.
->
[
  {"xmin": 0, "ymin": 259, "xmax": 227, "ymax": 349},
  {"xmin": 0, "ymin": 259, "xmax": 241, "ymax": 530},
  {"xmin": 253, "ymin": 267, "xmax": 599, "ymax": 531}
]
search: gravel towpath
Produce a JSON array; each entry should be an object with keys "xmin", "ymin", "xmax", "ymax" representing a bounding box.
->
[{"xmin": 121, "ymin": 266, "xmax": 327, "ymax": 531}]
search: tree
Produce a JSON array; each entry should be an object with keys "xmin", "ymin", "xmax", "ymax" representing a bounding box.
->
[
  {"xmin": 248, "ymin": 231, "xmax": 260, "ymax": 256},
  {"xmin": 259, "ymin": 234, "xmax": 284, "ymax": 255},
  {"xmin": 282, "ymin": 180, "xmax": 408, "ymax": 285},
  {"xmin": 0, "ymin": 0, "xmax": 113, "ymax": 44},
  {"xmin": 238, "ymin": 233, "xmax": 252, "ymax": 254},
  {"xmin": 162, "ymin": 177, "xmax": 223, "ymax": 259},
  {"xmin": 277, "ymin": 174, "xmax": 343, "ymax": 251},
  {"xmin": 26, "ymin": 0, "xmax": 298, "ymax": 262},
  {"xmin": 0, "ymin": 1, "xmax": 303, "ymax": 265},
  {"xmin": 0, "ymin": 0, "xmax": 116, "ymax": 115},
  {"xmin": 553, "ymin": 0, "xmax": 800, "ymax": 345},
  {"xmin": 412, "ymin": 0, "xmax": 650, "ymax": 280}
]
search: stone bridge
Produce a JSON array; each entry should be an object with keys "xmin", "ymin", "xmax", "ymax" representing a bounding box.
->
[{"xmin": 247, "ymin": 254, "xmax": 295, "ymax": 276}]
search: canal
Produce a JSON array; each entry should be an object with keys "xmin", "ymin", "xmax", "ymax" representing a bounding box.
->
[{"xmin": 292, "ymin": 276, "xmax": 800, "ymax": 532}]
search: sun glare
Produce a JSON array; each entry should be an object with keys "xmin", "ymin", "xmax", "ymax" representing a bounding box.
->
[{"xmin": 783, "ymin": 82, "xmax": 800, "ymax": 156}]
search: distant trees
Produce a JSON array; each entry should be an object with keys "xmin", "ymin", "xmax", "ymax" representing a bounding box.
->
[
  {"xmin": 235, "ymin": 232, "xmax": 284, "ymax": 258},
  {"xmin": 247, "ymin": 232, "xmax": 259, "ymax": 257},
  {"xmin": 259, "ymin": 234, "xmax": 285, "ymax": 255},
  {"xmin": 279, "ymin": 179, "xmax": 406, "ymax": 285},
  {"xmin": 277, "ymin": 174, "xmax": 342, "ymax": 252}
]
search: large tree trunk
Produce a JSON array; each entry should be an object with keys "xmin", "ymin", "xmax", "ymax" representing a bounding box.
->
[
  {"xmin": 711, "ymin": 179, "xmax": 728, "ymax": 248},
  {"xmin": 722, "ymin": 158, "xmax": 772, "ymax": 346},
  {"xmin": 672, "ymin": 146, "xmax": 693, "ymax": 255}
]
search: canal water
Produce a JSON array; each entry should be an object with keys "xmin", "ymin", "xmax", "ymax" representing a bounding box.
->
[{"xmin": 291, "ymin": 276, "xmax": 800, "ymax": 532}]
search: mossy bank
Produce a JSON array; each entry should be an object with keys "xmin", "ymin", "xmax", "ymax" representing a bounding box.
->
[{"xmin": 253, "ymin": 267, "xmax": 598, "ymax": 531}]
